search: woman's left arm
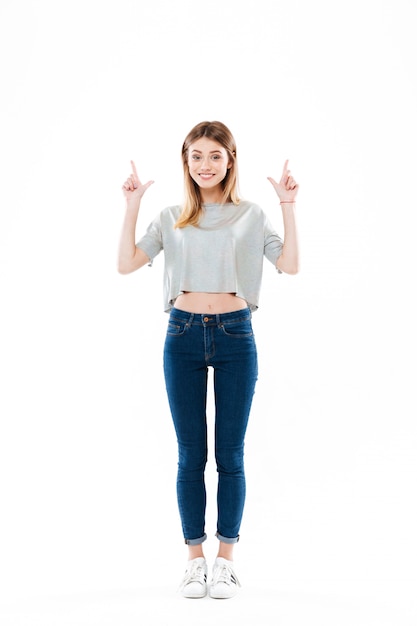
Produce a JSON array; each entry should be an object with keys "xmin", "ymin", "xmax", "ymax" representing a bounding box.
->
[{"xmin": 267, "ymin": 160, "xmax": 300, "ymax": 275}]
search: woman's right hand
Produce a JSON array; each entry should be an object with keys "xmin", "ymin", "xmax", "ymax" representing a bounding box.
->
[{"xmin": 122, "ymin": 160, "xmax": 154, "ymax": 201}]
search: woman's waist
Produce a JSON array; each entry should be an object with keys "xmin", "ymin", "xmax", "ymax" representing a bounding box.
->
[
  {"xmin": 174, "ymin": 292, "xmax": 247, "ymax": 314},
  {"xmin": 169, "ymin": 306, "xmax": 252, "ymax": 328}
]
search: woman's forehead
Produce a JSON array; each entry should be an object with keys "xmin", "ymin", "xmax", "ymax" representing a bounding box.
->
[{"xmin": 188, "ymin": 137, "xmax": 226, "ymax": 152}]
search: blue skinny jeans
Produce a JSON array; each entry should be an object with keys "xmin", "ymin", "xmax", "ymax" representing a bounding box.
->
[{"xmin": 163, "ymin": 307, "xmax": 258, "ymax": 545}]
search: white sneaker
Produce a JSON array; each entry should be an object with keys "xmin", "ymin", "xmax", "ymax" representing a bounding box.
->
[
  {"xmin": 178, "ymin": 557, "xmax": 208, "ymax": 598},
  {"xmin": 209, "ymin": 557, "xmax": 241, "ymax": 599}
]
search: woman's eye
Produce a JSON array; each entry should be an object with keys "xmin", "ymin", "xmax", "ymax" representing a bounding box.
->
[
  {"xmin": 191, "ymin": 155, "xmax": 201, "ymax": 160},
  {"xmin": 211, "ymin": 155, "xmax": 221, "ymax": 160}
]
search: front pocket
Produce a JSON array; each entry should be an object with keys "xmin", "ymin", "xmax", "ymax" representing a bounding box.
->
[
  {"xmin": 166, "ymin": 320, "xmax": 189, "ymax": 336},
  {"xmin": 220, "ymin": 319, "xmax": 253, "ymax": 337}
]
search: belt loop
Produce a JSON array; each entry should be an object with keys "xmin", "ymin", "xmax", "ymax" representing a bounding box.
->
[{"xmin": 189, "ymin": 312, "xmax": 194, "ymax": 325}]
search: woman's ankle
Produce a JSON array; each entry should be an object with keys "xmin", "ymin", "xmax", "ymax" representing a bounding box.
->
[
  {"xmin": 188, "ymin": 546, "xmax": 205, "ymax": 560},
  {"xmin": 217, "ymin": 541, "xmax": 234, "ymax": 561}
]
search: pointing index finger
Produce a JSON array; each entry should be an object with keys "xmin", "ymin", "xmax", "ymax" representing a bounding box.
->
[
  {"xmin": 131, "ymin": 160, "xmax": 138, "ymax": 178},
  {"xmin": 280, "ymin": 159, "xmax": 289, "ymax": 182}
]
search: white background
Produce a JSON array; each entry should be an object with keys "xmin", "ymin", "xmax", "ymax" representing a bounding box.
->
[{"xmin": 1, "ymin": 0, "xmax": 416, "ymax": 624}]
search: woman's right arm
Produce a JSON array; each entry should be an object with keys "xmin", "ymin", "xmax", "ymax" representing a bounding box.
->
[{"xmin": 117, "ymin": 160, "xmax": 154, "ymax": 274}]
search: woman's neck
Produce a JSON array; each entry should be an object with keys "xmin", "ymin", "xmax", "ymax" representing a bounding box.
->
[{"xmin": 200, "ymin": 188, "xmax": 224, "ymax": 204}]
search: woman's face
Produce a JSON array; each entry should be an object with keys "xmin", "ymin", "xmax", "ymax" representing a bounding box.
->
[{"xmin": 187, "ymin": 137, "xmax": 231, "ymax": 195}]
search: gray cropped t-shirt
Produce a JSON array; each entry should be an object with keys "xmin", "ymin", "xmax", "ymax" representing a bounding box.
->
[{"xmin": 136, "ymin": 200, "xmax": 283, "ymax": 312}]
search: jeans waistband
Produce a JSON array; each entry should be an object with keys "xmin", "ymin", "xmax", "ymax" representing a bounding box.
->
[{"xmin": 169, "ymin": 306, "xmax": 251, "ymax": 326}]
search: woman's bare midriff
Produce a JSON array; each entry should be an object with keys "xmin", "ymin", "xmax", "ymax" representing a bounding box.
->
[{"xmin": 174, "ymin": 292, "xmax": 248, "ymax": 314}]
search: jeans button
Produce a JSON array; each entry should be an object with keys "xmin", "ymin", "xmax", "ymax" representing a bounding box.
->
[{"xmin": 203, "ymin": 316, "xmax": 209, "ymax": 322}]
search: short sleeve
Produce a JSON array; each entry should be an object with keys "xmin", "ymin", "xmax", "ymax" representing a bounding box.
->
[
  {"xmin": 135, "ymin": 213, "xmax": 164, "ymax": 265},
  {"xmin": 263, "ymin": 215, "xmax": 284, "ymax": 273}
]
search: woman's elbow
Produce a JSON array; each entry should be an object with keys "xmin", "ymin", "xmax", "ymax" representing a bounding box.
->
[
  {"xmin": 286, "ymin": 263, "xmax": 300, "ymax": 275},
  {"xmin": 276, "ymin": 257, "xmax": 300, "ymax": 275},
  {"xmin": 117, "ymin": 260, "xmax": 134, "ymax": 274}
]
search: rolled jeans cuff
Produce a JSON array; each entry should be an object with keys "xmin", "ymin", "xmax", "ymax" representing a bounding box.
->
[
  {"xmin": 216, "ymin": 532, "xmax": 240, "ymax": 544},
  {"xmin": 184, "ymin": 533, "xmax": 207, "ymax": 546}
]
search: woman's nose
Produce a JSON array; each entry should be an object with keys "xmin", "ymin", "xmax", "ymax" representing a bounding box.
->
[{"xmin": 200, "ymin": 157, "xmax": 211, "ymax": 169}]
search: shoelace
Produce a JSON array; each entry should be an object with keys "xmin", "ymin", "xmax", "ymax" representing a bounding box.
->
[
  {"xmin": 211, "ymin": 562, "xmax": 241, "ymax": 588},
  {"xmin": 178, "ymin": 561, "xmax": 207, "ymax": 591}
]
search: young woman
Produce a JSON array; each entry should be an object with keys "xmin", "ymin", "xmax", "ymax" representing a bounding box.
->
[{"xmin": 118, "ymin": 121, "xmax": 299, "ymax": 599}]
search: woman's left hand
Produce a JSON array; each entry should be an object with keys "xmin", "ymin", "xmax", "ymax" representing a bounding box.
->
[{"xmin": 267, "ymin": 160, "xmax": 299, "ymax": 203}]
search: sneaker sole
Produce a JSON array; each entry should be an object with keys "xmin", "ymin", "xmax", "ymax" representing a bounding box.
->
[
  {"xmin": 209, "ymin": 587, "xmax": 237, "ymax": 599},
  {"xmin": 182, "ymin": 590, "xmax": 207, "ymax": 599}
]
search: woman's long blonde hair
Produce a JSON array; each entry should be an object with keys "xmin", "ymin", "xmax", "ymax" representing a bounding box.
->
[{"xmin": 175, "ymin": 121, "xmax": 240, "ymax": 228}]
